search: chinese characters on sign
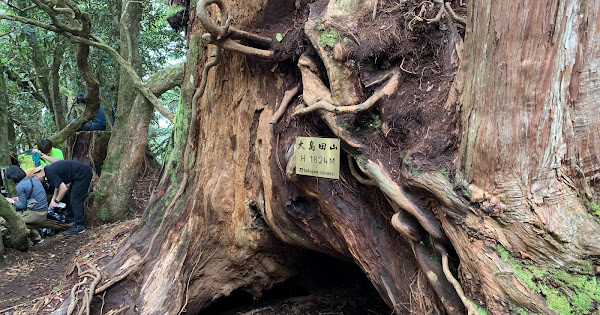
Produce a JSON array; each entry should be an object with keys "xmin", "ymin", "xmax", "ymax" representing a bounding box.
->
[{"xmin": 296, "ymin": 136, "xmax": 340, "ymax": 179}]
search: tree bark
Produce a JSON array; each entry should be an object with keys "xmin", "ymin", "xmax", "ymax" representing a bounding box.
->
[
  {"xmin": 0, "ymin": 64, "xmax": 10, "ymax": 167},
  {"xmin": 0, "ymin": 199, "xmax": 30, "ymax": 252},
  {"xmin": 0, "ymin": 65, "xmax": 10, "ymax": 255},
  {"xmin": 49, "ymin": 39, "xmax": 67, "ymax": 131},
  {"xmin": 91, "ymin": 63, "xmax": 184, "ymax": 223},
  {"xmin": 76, "ymin": 1, "xmax": 600, "ymax": 314},
  {"xmin": 445, "ymin": 0, "xmax": 600, "ymax": 313}
]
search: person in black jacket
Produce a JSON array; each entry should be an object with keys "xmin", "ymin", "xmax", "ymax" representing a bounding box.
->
[{"xmin": 33, "ymin": 160, "xmax": 92, "ymax": 236}]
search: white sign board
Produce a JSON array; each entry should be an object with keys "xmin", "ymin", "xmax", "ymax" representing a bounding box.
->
[{"xmin": 295, "ymin": 137, "xmax": 340, "ymax": 179}]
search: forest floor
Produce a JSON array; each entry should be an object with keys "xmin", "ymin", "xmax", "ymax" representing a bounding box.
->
[
  {"xmin": 0, "ymin": 171, "xmax": 154, "ymax": 314},
  {"xmin": 0, "ymin": 172, "xmax": 391, "ymax": 314}
]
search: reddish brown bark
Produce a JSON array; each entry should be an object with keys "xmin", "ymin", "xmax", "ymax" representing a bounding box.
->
[{"xmin": 73, "ymin": 1, "xmax": 600, "ymax": 314}]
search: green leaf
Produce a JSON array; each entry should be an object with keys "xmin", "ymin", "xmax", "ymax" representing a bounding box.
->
[
  {"xmin": 82, "ymin": 252, "xmax": 95, "ymax": 259},
  {"xmin": 276, "ymin": 33, "xmax": 283, "ymax": 42}
]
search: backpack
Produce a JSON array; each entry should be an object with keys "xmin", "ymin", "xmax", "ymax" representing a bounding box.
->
[{"xmin": 17, "ymin": 151, "xmax": 41, "ymax": 171}]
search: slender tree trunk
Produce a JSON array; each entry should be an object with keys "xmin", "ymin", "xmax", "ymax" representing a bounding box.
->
[
  {"xmin": 0, "ymin": 64, "xmax": 10, "ymax": 166},
  {"xmin": 115, "ymin": 0, "xmax": 142, "ymax": 122},
  {"xmin": 91, "ymin": 63, "xmax": 184, "ymax": 223},
  {"xmin": 0, "ymin": 65, "xmax": 9, "ymax": 255},
  {"xmin": 0, "ymin": 66, "xmax": 16, "ymax": 197},
  {"xmin": 49, "ymin": 39, "xmax": 66, "ymax": 131},
  {"xmin": 85, "ymin": 0, "xmax": 144, "ymax": 220}
]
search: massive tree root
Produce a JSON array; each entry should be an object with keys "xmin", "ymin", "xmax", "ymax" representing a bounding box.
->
[
  {"xmin": 58, "ymin": 0, "xmax": 496, "ymax": 314},
  {"xmin": 190, "ymin": 0, "xmax": 473, "ymax": 313}
]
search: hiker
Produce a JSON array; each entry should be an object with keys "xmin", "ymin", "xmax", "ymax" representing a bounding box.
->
[
  {"xmin": 3, "ymin": 165, "xmax": 48, "ymax": 242},
  {"xmin": 31, "ymin": 139, "xmax": 65, "ymax": 196},
  {"xmin": 32, "ymin": 139, "xmax": 64, "ymax": 166},
  {"xmin": 33, "ymin": 160, "xmax": 92, "ymax": 236},
  {"xmin": 71, "ymin": 91, "xmax": 108, "ymax": 131}
]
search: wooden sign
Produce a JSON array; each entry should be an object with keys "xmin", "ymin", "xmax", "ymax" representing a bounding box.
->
[{"xmin": 295, "ymin": 137, "xmax": 340, "ymax": 179}]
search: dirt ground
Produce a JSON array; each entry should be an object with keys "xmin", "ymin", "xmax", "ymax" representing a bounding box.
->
[
  {"xmin": 0, "ymin": 173, "xmax": 153, "ymax": 314},
  {"xmin": 0, "ymin": 221, "xmax": 135, "ymax": 314},
  {"xmin": 0, "ymin": 230, "xmax": 92, "ymax": 312},
  {"xmin": 1, "ymin": 172, "xmax": 391, "ymax": 314}
]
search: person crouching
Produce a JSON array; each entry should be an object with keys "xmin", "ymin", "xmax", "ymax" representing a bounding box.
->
[
  {"xmin": 4, "ymin": 165, "xmax": 48, "ymax": 242},
  {"xmin": 33, "ymin": 160, "xmax": 92, "ymax": 236}
]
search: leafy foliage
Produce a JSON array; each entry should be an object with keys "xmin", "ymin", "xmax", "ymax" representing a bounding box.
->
[
  {"xmin": 149, "ymin": 87, "xmax": 180, "ymax": 163},
  {"xmin": 0, "ymin": 0, "xmax": 185, "ymax": 161}
]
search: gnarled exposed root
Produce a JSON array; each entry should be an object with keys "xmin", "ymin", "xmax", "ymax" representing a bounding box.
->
[
  {"xmin": 412, "ymin": 240, "xmax": 464, "ymax": 313},
  {"xmin": 269, "ymin": 84, "xmax": 302, "ymax": 136},
  {"xmin": 401, "ymin": 169, "xmax": 472, "ymax": 217},
  {"xmin": 347, "ymin": 155, "xmax": 376, "ymax": 186},
  {"xmin": 196, "ymin": 0, "xmax": 230, "ymax": 39},
  {"xmin": 296, "ymin": 53, "xmax": 363, "ymax": 148},
  {"xmin": 445, "ymin": 2, "xmax": 466, "ymax": 26},
  {"xmin": 202, "ymin": 34, "xmax": 288, "ymax": 61},
  {"xmin": 435, "ymin": 242, "xmax": 480, "ymax": 315},
  {"xmin": 197, "ymin": 0, "xmax": 289, "ymax": 62},
  {"xmin": 426, "ymin": 0, "xmax": 445, "ymax": 24},
  {"xmin": 291, "ymin": 71, "xmax": 400, "ymax": 117},
  {"xmin": 64, "ymin": 262, "xmax": 101, "ymax": 315},
  {"xmin": 389, "ymin": 202, "xmax": 464, "ymax": 313},
  {"xmin": 358, "ymin": 159, "xmax": 448, "ymax": 243},
  {"xmin": 425, "ymin": 0, "xmax": 466, "ymax": 27},
  {"xmin": 269, "ymin": 85, "xmax": 301, "ymax": 181},
  {"xmin": 391, "ymin": 210, "xmax": 421, "ymax": 243}
]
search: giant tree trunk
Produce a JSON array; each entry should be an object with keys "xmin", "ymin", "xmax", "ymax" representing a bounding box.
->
[
  {"xmin": 449, "ymin": 0, "xmax": 600, "ymax": 313},
  {"xmin": 83, "ymin": 1, "xmax": 600, "ymax": 314}
]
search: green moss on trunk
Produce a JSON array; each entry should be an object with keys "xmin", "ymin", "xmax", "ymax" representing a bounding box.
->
[{"xmin": 498, "ymin": 245, "xmax": 600, "ymax": 314}]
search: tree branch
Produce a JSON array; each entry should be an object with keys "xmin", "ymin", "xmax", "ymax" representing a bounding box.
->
[{"xmin": 0, "ymin": 13, "xmax": 177, "ymax": 123}]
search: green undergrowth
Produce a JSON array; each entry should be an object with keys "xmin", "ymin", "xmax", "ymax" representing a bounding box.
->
[
  {"xmin": 316, "ymin": 19, "xmax": 338, "ymax": 48},
  {"xmin": 98, "ymin": 207, "xmax": 110, "ymax": 222},
  {"xmin": 498, "ymin": 245, "xmax": 600, "ymax": 314}
]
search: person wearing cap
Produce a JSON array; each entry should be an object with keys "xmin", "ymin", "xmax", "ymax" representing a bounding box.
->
[
  {"xmin": 32, "ymin": 139, "xmax": 64, "ymax": 166},
  {"xmin": 33, "ymin": 160, "xmax": 92, "ymax": 236},
  {"xmin": 2, "ymin": 165, "xmax": 48, "ymax": 242}
]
